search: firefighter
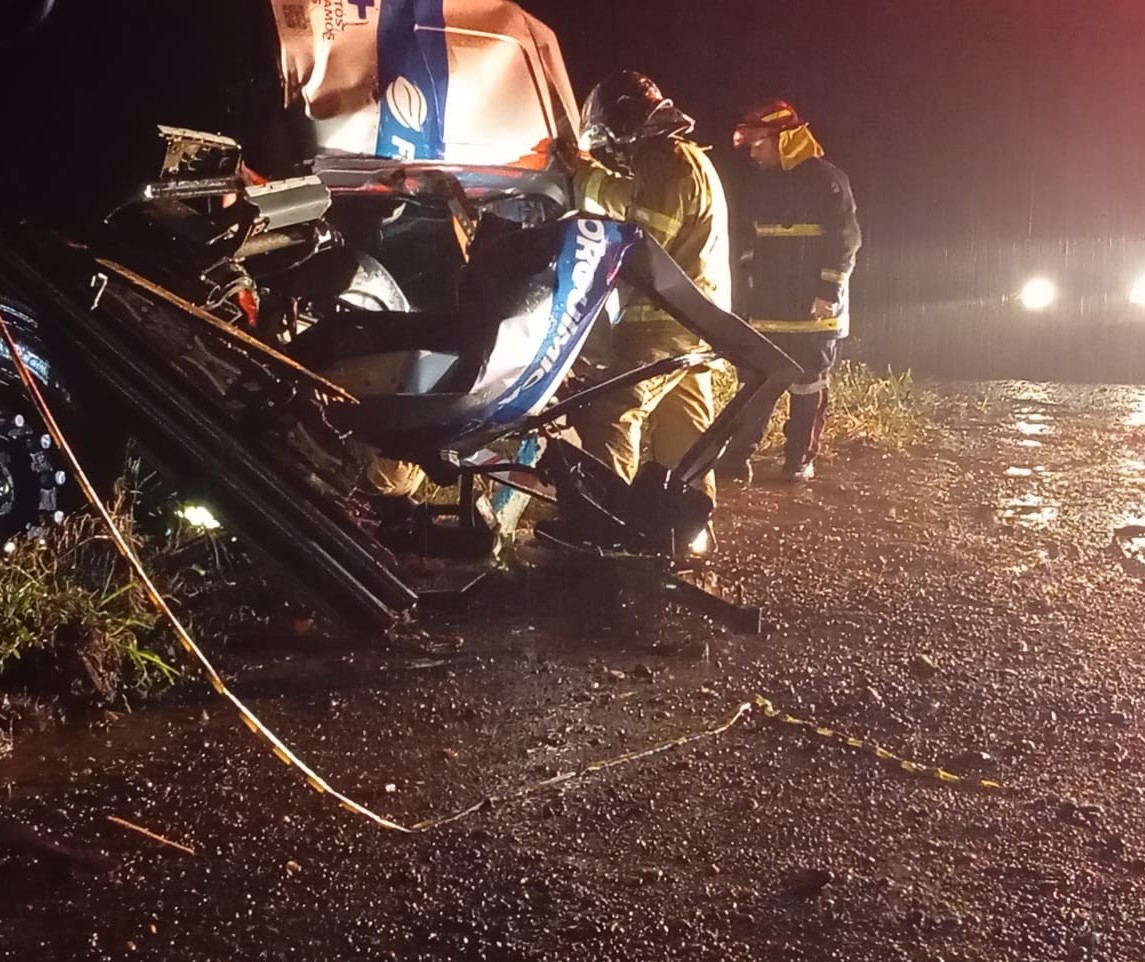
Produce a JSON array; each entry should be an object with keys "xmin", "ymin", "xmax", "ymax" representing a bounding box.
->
[
  {"xmin": 569, "ymin": 70, "xmax": 731, "ymax": 525},
  {"xmin": 719, "ymin": 100, "xmax": 861, "ymax": 483}
]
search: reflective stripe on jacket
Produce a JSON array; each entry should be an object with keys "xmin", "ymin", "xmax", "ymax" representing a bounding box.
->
[
  {"xmin": 737, "ymin": 156, "xmax": 860, "ymax": 337},
  {"xmin": 575, "ymin": 137, "xmax": 732, "ymax": 323}
]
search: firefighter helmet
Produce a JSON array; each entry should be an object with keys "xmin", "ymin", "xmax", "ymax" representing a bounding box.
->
[
  {"xmin": 580, "ymin": 71, "xmax": 694, "ymax": 161},
  {"xmin": 733, "ymin": 100, "xmax": 803, "ymax": 148}
]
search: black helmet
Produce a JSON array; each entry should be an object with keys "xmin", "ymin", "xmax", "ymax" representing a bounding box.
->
[{"xmin": 580, "ymin": 71, "xmax": 694, "ymax": 167}]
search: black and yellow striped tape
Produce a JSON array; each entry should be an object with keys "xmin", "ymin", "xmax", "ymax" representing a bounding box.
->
[
  {"xmin": 752, "ymin": 696, "xmax": 1003, "ymax": 791},
  {"xmin": 0, "ymin": 306, "xmax": 1002, "ymax": 841}
]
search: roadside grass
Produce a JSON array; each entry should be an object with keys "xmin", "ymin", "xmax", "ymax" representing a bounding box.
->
[
  {"xmin": 0, "ymin": 492, "xmax": 179, "ymax": 705},
  {"xmin": 426, "ymin": 362, "xmax": 932, "ymax": 518},
  {"xmin": 713, "ymin": 359, "xmax": 932, "ymax": 456},
  {"xmin": 0, "ymin": 362, "xmax": 932, "ymax": 715}
]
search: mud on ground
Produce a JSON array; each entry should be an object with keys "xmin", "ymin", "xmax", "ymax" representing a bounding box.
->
[{"xmin": 1, "ymin": 381, "xmax": 1144, "ymax": 962}]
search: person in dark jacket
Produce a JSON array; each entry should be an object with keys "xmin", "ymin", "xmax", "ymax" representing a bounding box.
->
[{"xmin": 719, "ymin": 100, "xmax": 861, "ymax": 483}]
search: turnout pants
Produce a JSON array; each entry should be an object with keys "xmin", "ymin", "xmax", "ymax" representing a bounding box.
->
[
  {"xmin": 367, "ymin": 457, "xmax": 425, "ymax": 498},
  {"xmin": 725, "ymin": 333, "xmax": 838, "ymax": 470},
  {"xmin": 575, "ymin": 322, "xmax": 717, "ymax": 502}
]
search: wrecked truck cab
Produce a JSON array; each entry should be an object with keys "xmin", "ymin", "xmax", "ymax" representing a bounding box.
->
[
  {"xmin": 0, "ymin": 1, "xmax": 801, "ymax": 632},
  {"xmin": 313, "ymin": 154, "xmax": 573, "ymax": 314},
  {"xmin": 0, "ymin": 298, "xmax": 71, "ymax": 540},
  {"xmin": 270, "ymin": 0, "xmax": 581, "ymax": 311},
  {"xmin": 0, "ymin": 117, "xmax": 799, "ymax": 630},
  {"xmin": 285, "ymin": 213, "xmax": 631, "ymax": 458}
]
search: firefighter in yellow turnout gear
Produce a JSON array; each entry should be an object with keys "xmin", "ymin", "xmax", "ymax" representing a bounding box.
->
[{"xmin": 571, "ymin": 71, "xmax": 731, "ymax": 512}]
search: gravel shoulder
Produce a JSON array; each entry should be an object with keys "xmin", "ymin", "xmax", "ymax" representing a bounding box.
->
[{"xmin": 2, "ymin": 381, "xmax": 1144, "ymax": 962}]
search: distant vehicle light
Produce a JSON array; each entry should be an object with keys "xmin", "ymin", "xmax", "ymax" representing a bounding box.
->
[
  {"xmin": 1019, "ymin": 277, "xmax": 1056, "ymax": 311},
  {"xmin": 1130, "ymin": 274, "xmax": 1145, "ymax": 307}
]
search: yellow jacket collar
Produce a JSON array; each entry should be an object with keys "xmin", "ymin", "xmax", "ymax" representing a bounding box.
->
[{"xmin": 778, "ymin": 124, "xmax": 824, "ymax": 170}]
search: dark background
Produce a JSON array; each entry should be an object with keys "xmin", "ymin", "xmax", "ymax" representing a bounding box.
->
[
  {"xmin": 518, "ymin": 0, "xmax": 1145, "ymax": 248},
  {"xmin": 2, "ymin": 0, "xmax": 1143, "ymax": 241},
  {"xmin": 2, "ymin": 0, "xmax": 1143, "ymax": 377}
]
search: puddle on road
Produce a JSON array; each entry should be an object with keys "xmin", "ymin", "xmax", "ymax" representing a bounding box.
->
[
  {"xmin": 992, "ymin": 388, "xmax": 1145, "ymax": 540},
  {"xmin": 1009, "ymin": 406, "xmax": 1054, "ymax": 450},
  {"xmin": 1014, "ymin": 419, "xmax": 1053, "ymax": 437},
  {"xmin": 999, "ymin": 494, "xmax": 1060, "ymax": 528},
  {"xmin": 1114, "ymin": 518, "xmax": 1145, "ymax": 571}
]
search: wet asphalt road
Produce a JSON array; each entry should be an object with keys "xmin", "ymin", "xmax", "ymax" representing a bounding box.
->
[{"xmin": 1, "ymin": 381, "xmax": 1144, "ymax": 962}]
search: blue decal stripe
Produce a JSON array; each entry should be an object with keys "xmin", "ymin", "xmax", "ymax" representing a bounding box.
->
[
  {"xmin": 489, "ymin": 220, "xmax": 636, "ymax": 425},
  {"xmin": 491, "ymin": 436, "xmax": 540, "ymax": 514},
  {"xmin": 376, "ymin": 0, "xmax": 449, "ymax": 159}
]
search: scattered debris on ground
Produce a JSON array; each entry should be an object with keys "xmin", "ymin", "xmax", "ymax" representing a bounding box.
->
[{"xmin": 1, "ymin": 382, "xmax": 1143, "ymax": 962}]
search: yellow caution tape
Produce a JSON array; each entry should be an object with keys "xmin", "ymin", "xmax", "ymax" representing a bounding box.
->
[
  {"xmin": 415, "ymin": 702, "xmax": 755, "ymax": 831},
  {"xmin": 420, "ymin": 694, "xmax": 1003, "ymax": 830},
  {"xmin": 752, "ymin": 696, "xmax": 1004, "ymax": 791},
  {"xmin": 0, "ymin": 306, "xmax": 411, "ymax": 833},
  {"xmin": 0, "ymin": 305, "xmax": 1002, "ymax": 841}
]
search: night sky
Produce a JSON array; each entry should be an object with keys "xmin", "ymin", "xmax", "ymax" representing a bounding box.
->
[
  {"xmin": 2, "ymin": 0, "xmax": 1144, "ymax": 246},
  {"xmin": 517, "ymin": 0, "xmax": 1145, "ymax": 245}
]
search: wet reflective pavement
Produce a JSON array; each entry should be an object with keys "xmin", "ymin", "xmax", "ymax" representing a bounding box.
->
[{"xmin": 2, "ymin": 381, "xmax": 1145, "ymax": 962}]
